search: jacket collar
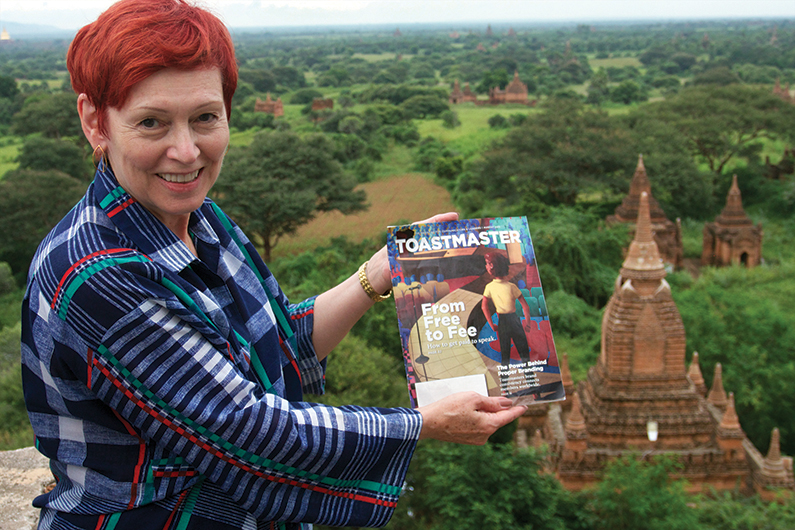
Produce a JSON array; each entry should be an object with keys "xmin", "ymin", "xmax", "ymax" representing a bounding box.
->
[{"xmin": 92, "ymin": 159, "xmax": 215, "ymax": 273}]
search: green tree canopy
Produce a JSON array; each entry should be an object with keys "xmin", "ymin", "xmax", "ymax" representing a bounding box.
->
[
  {"xmin": 0, "ymin": 75, "xmax": 19, "ymax": 99},
  {"xmin": 637, "ymin": 85, "xmax": 795, "ymax": 174},
  {"xmin": 0, "ymin": 169, "xmax": 87, "ymax": 278},
  {"xmin": 16, "ymin": 136, "xmax": 92, "ymax": 181},
  {"xmin": 392, "ymin": 443, "xmax": 588, "ymax": 530},
  {"xmin": 589, "ymin": 455, "xmax": 699, "ymax": 530},
  {"xmin": 671, "ymin": 264, "xmax": 795, "ymax": 455},
  {"xmin": 211, "ymin": 131, "xmax": 367, "ymax": 261},
  {"xmin": 457, "ymin": 98, "xmax": 637, "ymax": 209},
  {"xmin": 11, "ymin": 92, "xmax": 81, "ymax": 139}
]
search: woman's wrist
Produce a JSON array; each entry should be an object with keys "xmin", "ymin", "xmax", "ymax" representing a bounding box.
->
[{"xmin": 358, "ymin": 261, "xmax": 391, "ymax": 303}]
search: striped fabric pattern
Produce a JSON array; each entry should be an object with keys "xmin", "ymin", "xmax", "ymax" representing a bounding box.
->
[{"xmin": 22, "ymin": 162, "xmax": 421, "ymax": 529}]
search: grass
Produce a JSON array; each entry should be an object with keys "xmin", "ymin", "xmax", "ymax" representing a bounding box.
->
[
  {"xmin": 370, "ymin": 143, "xmax": 417, "ymax": 180},
  {"xmin": 416, "ymin": 104, "xmax": 523, "ymax": 159},
  {"xmin": 0, "ymin": 137, "xmax": 21, "ymax": 178},
  {"xmin": 351, "ymin": 52, "xmax": 414, "ymax": 63},
  {"xmin": 590, "ymin": 56, "xmax": 643, "ymax": 69},
  {"xmin": 272, "ymin": 173, "xmax": 455, "ymax": 258}
]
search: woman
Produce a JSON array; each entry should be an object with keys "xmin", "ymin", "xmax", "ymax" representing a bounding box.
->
[{"xmin": 21, "ymin": 1, "xmax": 526, "ymax": 529}]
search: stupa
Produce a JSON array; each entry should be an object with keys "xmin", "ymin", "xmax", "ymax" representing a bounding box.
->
[
  {"xmin": 544, "ymin": 192, "xmax": 793, "ymax": 496},
  {"xmin": 701, "ymin": 175, "xmax": 763, "ymax": 268},
  {"xmin": 607, "ymin": 155, "xmax": 683, "ymax": 269}
]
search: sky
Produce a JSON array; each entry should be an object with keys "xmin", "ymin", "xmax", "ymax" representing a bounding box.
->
[{"xmin": 1, "ymin": 0, "xmax": 795, "ymax": 31}]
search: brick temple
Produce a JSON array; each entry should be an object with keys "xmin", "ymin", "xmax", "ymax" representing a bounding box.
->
[
  {"xmin": 701, "ymin": 174, "xmax": 763, "ymax": 268},
  {"xmin": 488, "ymin": 70, "xmax": 529, "ymax": 105},
  {"xmin": 449, "ymin": 71, "xmax": 535, "ymax": 106},
  {"xmin": 449, "ymin": 80, "xmax": 477, "ymax": 104},
  {"xmin": 607, "ymin": 155, "xmax": 683, "ymax": 269},
  {"xmin": 522, "ymin": 192, "xmax": 793, "ymax": 498},
  {"xmin": 254, "ymin": 93, "xmax": 284, "ymax": 117}
]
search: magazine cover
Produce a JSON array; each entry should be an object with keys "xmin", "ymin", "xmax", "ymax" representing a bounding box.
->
[{"xmin": 386, "ymin": 217, "xmax": 565, "ymax": 408}]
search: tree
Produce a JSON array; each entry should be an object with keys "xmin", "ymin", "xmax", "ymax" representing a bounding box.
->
[
  {"xmin": 589, "ymin": 455, "xmax": 699, "ymax": 530},
  {"xmin": 672, "ymin": 265, "xmax": 795, "ymax": 456},
  {"xmin": 391, "ymin": 443, "xmax": 589, "ymax": 530},
  {"xmin": 458, "ymin": 98, "xmax": 637, "ymax": 209},
  {"xmin": 586, "ymin": 67, "xmax": 610, "ymax": 105},
  {"xmin": 692, "ymin": 66, "xmax": 742, "ymax": 86},
  {"xmin": 237, "ymin": 68, "xmax": 276, "ymax": 93},
  {"xmin": 487, "ymin": 113, "xmax": 509, "ymax": 129},
  {"xmin": 528, "ymin": 207, "xmax": 626, "ymax": 307},
  {"xmin": 609, "ymin": 80, "xmax": 647, "ymax": 104},
  {"xmin": 639, "ymin": 85, "xmax": 795, "ymax": 174},
  {"xmin": 440, "ymin": 109, "xmax": 460, "ymax": 129},
  {"xmin": 0, "ymin": 169, "xmax": 88, "ymax": 278},
  {"xmin": 696, "ymin": 490, "xmax": 795, "ymax": 529},
  {"xmin": 211, "ymin": 131, "xmax": 367, "ymax": 261},
  {"xmin": 16, "ymin": 136, "xmax": 92, "ymax": 181},
  {"xmin": 289, "ymin": 88, "xmax": 324, "ymax": 104},
  {"xmin": 311, "ymin": 335, "xmax": 408, "ymax": 408},
  {"xmin": 400, "ymin": 95, "xmax": 449, "ymax": 119},
  {"xmin": 475, "ymin": 68, "xmax": 511, "ymax": 94},
  {"xmin": 11, "ymin": 92, "xmax": 82, "ymax": 139},
  {"xmin": 0, "ymin": 75, "xmax": 19, "ymax": 99}
]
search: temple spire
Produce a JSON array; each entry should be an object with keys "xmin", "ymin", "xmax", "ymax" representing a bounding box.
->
[
  {"xmin": 628, "ymin": 154, "xmax": 650, "ymax": 197},
  {"xmin": 620, "ymin": 192, "xmax": 666, "ymax": 278},
  {"xmin": 762, "ymin": 428, "xmax": 787, "ymax": 478},
  {"xmin": 717, "ymin": 174, "xmax": 751, "ymax": 226},
  {"xmin": 707, "ymin": 363, "xmax": 728, "ymax": 408},
  {"xmin": 565, "ymin": 393, "xmax": 587, "ymax": 435},
  {"xmin": 688, "ymin": 352, "xmax": 707, "ymax": 396},
  {"xmin": 719, "ymin": 392, "xmax": 741, "ymax": 431}
]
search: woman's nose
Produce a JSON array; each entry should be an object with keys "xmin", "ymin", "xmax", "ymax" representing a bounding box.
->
[{"xmin": 166, "ymin": 124, "xmax": 200, "ymax": 163}]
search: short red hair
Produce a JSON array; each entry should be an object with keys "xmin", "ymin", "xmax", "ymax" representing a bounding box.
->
[{"xmin": 67, "ymin": 0, "xmax": 237, "ymax": 135}]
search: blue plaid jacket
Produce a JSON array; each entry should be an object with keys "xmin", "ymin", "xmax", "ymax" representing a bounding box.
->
[{"xmin": 21, "ymin": 162, "xmax": 421, "ymax": 530}]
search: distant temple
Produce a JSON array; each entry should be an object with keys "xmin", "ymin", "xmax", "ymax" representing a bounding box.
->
[
  {"xmin": 523, "ymin": 193, "xmax": 794, "ymax": 499},
  {"xmin": 0, "ymin": 27, "xmax": 11, "ymax": 41},
  {"xmin": 254, "ymin": 93, "xmax": 283, "ymax": 117},
  {"xmin": 448, "ymin": 80, "xmax": 477, "ymax": 104},
  {"xmin": 488, "ymin": 71, "xmax": 529, "ymax": 104},
  {"xmin": 311, "ymin": 98, "xmax": 334, "ymax": 112},
  {"xmin": 701, "ymin": 175, "xmax": 763, "ymax": 268},
  {"xmin": 607, "ymin": 155, "xmax": 683, "ymax": 269}
]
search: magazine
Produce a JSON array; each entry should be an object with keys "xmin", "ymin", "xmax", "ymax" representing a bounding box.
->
[{"xmin": 386, "ymin": 217, "xmax": 565, "ymax": 408}]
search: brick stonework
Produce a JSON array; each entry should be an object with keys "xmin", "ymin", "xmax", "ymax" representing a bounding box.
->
[
  {"xmin": 701, "ymin": 174, "xmax": 763, "ymax": 268},
  {"xmin": 607, "ymin": 155, "xmax": 683, "ymax": 269},
  {"xmin": 533, "ymin": 192, "xmax": 793, "ymax": 498}
]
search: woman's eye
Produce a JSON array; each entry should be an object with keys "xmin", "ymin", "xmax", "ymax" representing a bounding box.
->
[
  {"xmin": 197, "ymin": 113, "xmax": 217, "ymax": 123},
  {"xmin": 140, "ymin": 118, "xmax": 158, "ymax": 128}
]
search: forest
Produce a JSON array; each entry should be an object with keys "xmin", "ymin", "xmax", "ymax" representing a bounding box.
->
[{"xmin": 1, "ymin": 17, "xmax": 795, "ymax": 529}]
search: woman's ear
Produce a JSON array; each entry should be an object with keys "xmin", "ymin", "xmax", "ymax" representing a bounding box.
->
[{"xmin": 77, "ymin": 93, "xmax": 104, "ymax": 148}]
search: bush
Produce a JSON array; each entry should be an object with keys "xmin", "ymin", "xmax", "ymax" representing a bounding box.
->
[
  {"xmin": 289, "ymin": 88, "xmax": 324, "ymax": 104},
  {"xmin": 390, "ymin": 443, "xmax": 588, "ymax": 530},
  {"xmin": 487, "ymin": 113, "xmax": 510, "ymax": 129},
  {"xmin": 400, "ymin": 95, "xmax": 450, "ymax": 119},
  {"xmin": 589, "ymin": 455, "xmax": 698, "ymax": 530},
  {"xmin": 0, "ymin": 263, "xmax": 16, "ymax": 296},
  {"xmin": 440, "ymin": 109, "xmax": 460, "ymax": 129}
]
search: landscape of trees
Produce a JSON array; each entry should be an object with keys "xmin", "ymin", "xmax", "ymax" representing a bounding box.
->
[{"xmin": 1, "ymin": 17, "xmax": 795, "ymax": 528}]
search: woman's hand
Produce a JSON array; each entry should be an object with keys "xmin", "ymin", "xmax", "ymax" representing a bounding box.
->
[
  {"xmin": 367, "ymin": 211, "xmax": 459, "ymax": 296},
  {"xmin": 417, "ymin": 392, "xmax": 527, "ymax": 445}
]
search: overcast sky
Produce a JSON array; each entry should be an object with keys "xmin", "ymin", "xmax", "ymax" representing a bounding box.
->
[{"xmin": 1, "ymin": 0, "xmax": 795, "ymax": 31}]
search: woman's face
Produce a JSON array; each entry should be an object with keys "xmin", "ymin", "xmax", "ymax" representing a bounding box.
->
[{"xmin": 103, "ymin": 68, "xmax": 229, "ymax": 235}]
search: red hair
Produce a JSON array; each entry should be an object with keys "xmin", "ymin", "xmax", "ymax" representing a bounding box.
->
[{"xmin": 67, "ymin": 0, "xmax": 237, "ymax": 135}]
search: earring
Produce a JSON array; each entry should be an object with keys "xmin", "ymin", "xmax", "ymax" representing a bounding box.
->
[{"xmin": 92, "ymin": 144, "xmax": 106, "ymax": 168}]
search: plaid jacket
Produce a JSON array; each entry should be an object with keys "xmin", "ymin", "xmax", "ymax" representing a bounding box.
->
[{"xmin": 21, "ymin": 162, "xmax": 421, "ymax": 530}]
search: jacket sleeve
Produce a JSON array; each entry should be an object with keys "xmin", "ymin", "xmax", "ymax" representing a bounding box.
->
[{"xmin": 30, "ymin": 254, "xmax": 421, "ymax": 527}]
